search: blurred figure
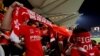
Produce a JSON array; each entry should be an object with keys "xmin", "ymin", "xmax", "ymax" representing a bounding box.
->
[
  {"xmin": 91, "ymin": 40, "xmax": 100, "ymax": 56},
  {"xmin": 10, "ymin": 19, "xmax": 44, "ymax": 56},
  {"xmin": 1, "ymin": 1, "xmax": 23, "ymax": 30},
  {"xmin": 98, "ymin": 42, "xmax": 100, "ymax": 56},
  {"xmin": 0, "ymin": 1, "xmax": 24, "ymax": 56},
  {"xmin": 70, "ymin": 27, "xmax": 95, "ymax": 56},
  {"xmin": 0, "ymin": 30, "xmax": 10, "ymax": 56},
  {"xmin": 0, "ymin": 1, "xmax": 6, "ymax": 56},
  {"xmin": 10, "ymin": 37, "xmax": 25, "ymax": 56},
  {"xmin": 98, "ymin": 42, "xmax": 100, "ymax": 50},
  {"xmin": 0, "ymin": 45, "xmax": 5, "ymax": 56}
]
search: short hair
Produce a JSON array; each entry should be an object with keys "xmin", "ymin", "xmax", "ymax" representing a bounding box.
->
[
  {"xmin": 91, "ymin": 40, "xmax": 97, "ymax": 46},
  {"xmin": 73, "ymin": 26, "xmax": 88, "ymax": 34},
  {"xmin": 27, "ymin": 19, "xmax": 38, "ymax": 26}
]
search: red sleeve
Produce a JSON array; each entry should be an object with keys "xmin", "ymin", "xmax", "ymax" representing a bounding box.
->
[
  {"xmin": 93, "ymin": 46, "xmax": 100, "ymax": 56},
  {"xmin": 71, "ymin": 47, "xmax": 80, "ymax": 56}
]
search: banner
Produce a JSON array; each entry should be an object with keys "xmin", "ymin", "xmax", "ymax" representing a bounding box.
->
[
  {"xmin": 12, "ymin": 6, "xmax": 71, "ymax": 37},
  {"xmin": 12, "ymin": 7, "xmax": 52, "ymax": 28}
]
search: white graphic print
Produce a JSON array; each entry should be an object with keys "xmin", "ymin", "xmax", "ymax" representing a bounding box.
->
[{"xmin": 14, "ymin": 19, "xmax": 21, "ymax": 30}]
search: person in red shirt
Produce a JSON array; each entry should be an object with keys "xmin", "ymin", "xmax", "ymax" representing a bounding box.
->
[
  {"xmin": 10, "ymin": 19, "xmax": 43, "ymax": 56},
  {"xmin": 71, "ymin": 27, "xmax": 95, "ymax": 56},
  {"xmin": 0, "ymin": 30, "xmax": 10, "ymax": 56},
  {"xmin": 70, "ymin": 46, "xmax": 80, "ymax": 56},
  {"xmin": 98, "ymin": 42, "xmax": 100, "ymax": 51},
  {"xmin": 97, "ymin": 42, "xmax": 100, "ymax": 56},
  {"xmin": 91, "ymin": 40, "xmax": 100, "ymax": 56},
  {"xmin": 0, "ymin": 1, "xmax": 11, "ymax": 55},
  {"xmin": 0, "ymin": 1, "xmax": 24, "ymax": 56}
]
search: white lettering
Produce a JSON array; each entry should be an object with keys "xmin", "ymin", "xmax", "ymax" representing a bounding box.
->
[
  {"xmin": 78, "ymin": 37, "xmax": 91, "ymax": 43},
  {"xmin": 14, "ymin": 19, "xmax": 21, "ymax": 30},
  {"xmin": 30, "ymin": 35, "xmax": 41, "ymax": 41},
  {"xmin": 83, "ymin": 44, "xmax": 92, "ymax": 50}
]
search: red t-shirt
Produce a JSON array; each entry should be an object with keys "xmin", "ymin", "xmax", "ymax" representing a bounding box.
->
[
  {"xmin": 73, "ymin": 32, "xmax": 95, "ymax": 56},
  {"xmin": 13, "ymin": 25, "xmax": 43, "ymax": 56},
  {"xmin": 92, "ymin": 46, "xmax": 100, "ymax": 56},
  {"xmin": 71, "ymin": 47, "xmax": 80, "ymax": 56}
]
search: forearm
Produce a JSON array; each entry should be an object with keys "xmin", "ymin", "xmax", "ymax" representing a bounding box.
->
[
  {"xmin": 1, "ymin": 1, "xmax": 23, "ymax": 31},
  {"xmin": 0, "ymin": 33, "xmax": 9, "ymax": 39},
  {"xmin": 58, "ymin": 41, "xmax": 63, "ymax": 52},
  {"xmin": 1, "ymin": 6, "xmax": 14, "ymax": 30},
  {"xmin": 14, "ymin": 43, "xmax": 23, "ymax": 49}
]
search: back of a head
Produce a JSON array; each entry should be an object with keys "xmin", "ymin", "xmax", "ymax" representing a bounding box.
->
[
  {"xmin": 91, "ymin": 40, "xmax": 97, "ymax": 46},
  {"xmin": 27, "ymin": 19, "xmax": 39, "ymax": 26},
  {"xmin": 73, "ymin": 26, "xmax": 89, "ymax": 34}
]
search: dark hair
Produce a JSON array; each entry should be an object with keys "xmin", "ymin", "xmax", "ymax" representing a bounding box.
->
[
  {"xmin": 73, "ymin": 26, "xmax": 88, "ymax": 34},
  {"xmin": 91, "ymin": 40, "xmax": 97, "ymax": 46},
  {"xmin": 27, "ymin": 19, "xmax": 38, "ymax": 26}
]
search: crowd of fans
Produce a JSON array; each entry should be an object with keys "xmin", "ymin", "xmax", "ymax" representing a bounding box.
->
[{"xmin": 0, "ymin": 0, "xmax": 100, "ymax": 56}]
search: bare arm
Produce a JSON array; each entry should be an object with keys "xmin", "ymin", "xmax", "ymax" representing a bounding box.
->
[
  {"xmin": 1, "ymin": 1, "xmax": 23, "ymax": 31},
  {"xmin": 14, "ymin": 43, "xmax": 23, "ymax": 49},
  {"xmin": 0, "ymin": 33, "xmax": 9, "ymax": 39},
  {"xmin": 1, "ymin": 7, "xmax": 14, "ymax": 30}
]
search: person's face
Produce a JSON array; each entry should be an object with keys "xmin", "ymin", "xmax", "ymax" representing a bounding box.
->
[
  {"xmin": 32, "ymin": 22, "xmax": 39, "ymax": 27},
  {"xmin": 32, "ymin": 24, "xmax": 37, "ymax": 27}
]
